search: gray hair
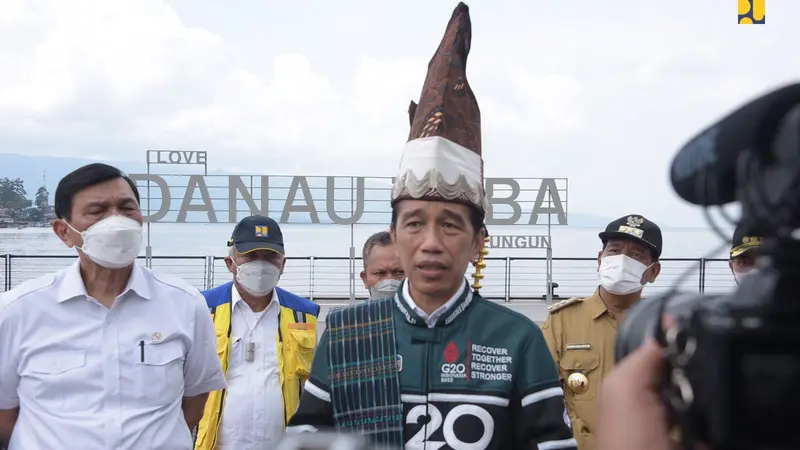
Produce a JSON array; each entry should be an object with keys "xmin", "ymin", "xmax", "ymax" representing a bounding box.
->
[{"xmin": 362, "ymin": 231, "xmax": 392, "ymax": 269}]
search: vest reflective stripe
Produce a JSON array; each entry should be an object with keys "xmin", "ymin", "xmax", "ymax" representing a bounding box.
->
[{"xmin": 194, "ymin": 293, "xmax": 317, "ymax": 450}]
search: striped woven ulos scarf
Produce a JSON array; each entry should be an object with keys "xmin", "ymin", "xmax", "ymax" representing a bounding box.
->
[{"xmin": 326, "ymin": 297, "xmax": 404, "ymax": 447}]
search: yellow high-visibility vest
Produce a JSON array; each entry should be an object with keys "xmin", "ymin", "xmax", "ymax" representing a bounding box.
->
[{"xmin": 194, "ymin": 282, "xmax": 319, "ymax": 450}]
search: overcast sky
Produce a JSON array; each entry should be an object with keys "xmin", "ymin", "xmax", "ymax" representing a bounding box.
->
[{"xmin": 1, "ymin": 0, "xmax": 798, "ymax": 227}]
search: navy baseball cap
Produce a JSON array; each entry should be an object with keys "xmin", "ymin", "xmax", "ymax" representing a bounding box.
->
[
  {"xmin": 227, "ymin": 215, "xmax": 285, "ymax": 255},
  {"xmin": 598, "ymin": 214, "xmax": 663, "ymax": 260}
]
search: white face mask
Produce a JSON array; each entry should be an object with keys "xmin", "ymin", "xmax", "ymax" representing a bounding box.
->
[
  {"xmin": 368, "ymin": 279, "xmax": 402, "ymax": 300},
  {"xmin": 67, "ymin": 215, "xmax": 143, "ymax": 269},
  {"xmin": 734, "ymin": 268, "xmax": 758, "ymax": 285},
  {"xmin": 234, "ymin": 260, "xmax": 281, "ymax": 297},
  {"xmin": 598, "ymin": 254, "xmax": 650, "ymax": 295}
]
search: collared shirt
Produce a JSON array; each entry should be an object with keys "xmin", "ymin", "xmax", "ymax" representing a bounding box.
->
[
  {"xmin": 402, "ymin": 278, "xmax": 466, "ymax": 328},
  {"xmin": 217, "ymin": 286, "xmax": 284, "ymax": 450},
  {"xmin": 0, "ymin": 261, "xmax": 227, "ymax": 450}
]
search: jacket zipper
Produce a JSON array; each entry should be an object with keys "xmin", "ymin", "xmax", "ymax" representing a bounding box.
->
[{"xmin": 423, "ymin": 340, "xmax": 432, "ymax": 450}]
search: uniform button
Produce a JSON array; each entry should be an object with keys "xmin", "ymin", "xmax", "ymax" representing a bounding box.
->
[{"xmin": 575, "ymin": 361, "xmax": 581, "ymax": 368}]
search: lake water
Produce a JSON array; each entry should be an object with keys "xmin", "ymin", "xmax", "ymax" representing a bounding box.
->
[{"xmin": 0, "ymin": 224, "xmax": 738, "ymax": 297}]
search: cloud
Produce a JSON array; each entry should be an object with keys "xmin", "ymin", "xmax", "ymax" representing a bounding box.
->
[
  {"xmin": 490, "ymin": 69, "xmax": 584, "ymax": 137},
  {"xmin": 1, "ymin": 0, "xmax": 799, "ymax": 226},
  {"xmin": 0, "ymin": 1, "xmax": 399, "ymax": 165},
  {"xmin": 0, "ymin": 0, "xmax": 225, "ymax": 151},
  {"xmin": 0, "ymin": 0, "xmax": 590, "ymax": 174}
]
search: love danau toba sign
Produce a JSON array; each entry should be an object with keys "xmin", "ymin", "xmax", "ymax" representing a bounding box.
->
[{"xmin": 130, "ymin": 150, "xmax": 569, "ymax": 228}]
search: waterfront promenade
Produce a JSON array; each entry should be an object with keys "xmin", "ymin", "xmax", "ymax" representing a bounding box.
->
[{"xmin": 1, "ymin": 254, "xmax": 737, "ymax": 299}]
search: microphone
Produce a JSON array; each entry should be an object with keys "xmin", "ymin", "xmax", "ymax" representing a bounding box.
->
[{"xmin": 670, "ymin": 82, "xmax": 800, "ymax": 206}]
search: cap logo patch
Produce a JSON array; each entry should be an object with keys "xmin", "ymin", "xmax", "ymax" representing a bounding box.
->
[
  {"xmin": 617, "ymin": 225, "xmax": 644, "ymax": 238},
  {"xmin": 742, "ymin": 236, "xmax": 761, "ymax": 245},
  {"xmin": 626, "ymin": 216, "xmax": 644, "ymax": 228},
  {"xmin": 254, "ymin": 225, "xmax": 268, "ymax": 237}
]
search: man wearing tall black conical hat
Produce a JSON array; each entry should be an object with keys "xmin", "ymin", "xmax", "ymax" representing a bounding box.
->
[{"xmin": 286, "ymin": 4, "xmax": 576, "ymax": 449}]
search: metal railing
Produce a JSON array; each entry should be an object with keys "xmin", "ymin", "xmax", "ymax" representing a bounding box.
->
[{"xmin": 1, "ymin": 254, "xmax": 737, "ymax": 299}]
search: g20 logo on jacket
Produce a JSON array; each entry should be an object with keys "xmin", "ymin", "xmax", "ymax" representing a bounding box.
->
[{"xmin": 440, "ymin": 341, "xmax": 467, "ymax": 383}]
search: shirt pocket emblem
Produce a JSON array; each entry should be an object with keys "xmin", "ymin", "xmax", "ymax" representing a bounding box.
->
[{"xmin": 558, "ymin": 351, "xmax": 600, "ymax": 400}]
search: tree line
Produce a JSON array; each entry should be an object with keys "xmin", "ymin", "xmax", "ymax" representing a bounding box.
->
[{"xmin": 0, "ymin": 177, "xmax": 50, "ymax": 222}]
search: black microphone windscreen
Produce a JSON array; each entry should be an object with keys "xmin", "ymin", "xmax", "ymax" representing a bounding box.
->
[{"xmin": 670, "ymin": 83, "xmax": 800, "ymax": 206}]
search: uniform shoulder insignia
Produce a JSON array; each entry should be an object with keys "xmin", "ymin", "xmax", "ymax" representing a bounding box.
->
[{"xmin": 547, "ymin": 297, "xmax": 584, "ymax": 313}]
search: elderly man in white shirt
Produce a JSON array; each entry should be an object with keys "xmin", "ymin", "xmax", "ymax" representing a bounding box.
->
[{"xmin": 0, "ymin": 163, "xmax": 227, "ymax": 450}]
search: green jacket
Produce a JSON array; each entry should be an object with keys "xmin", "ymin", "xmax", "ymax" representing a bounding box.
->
[{"xmin": 287, "ymin": 280, "xmax": 577, "ymax": 450}]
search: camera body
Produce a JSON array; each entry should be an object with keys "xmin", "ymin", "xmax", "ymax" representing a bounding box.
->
[
  {"xmin": 617, "ymin": 253, "xmax": 800, "ymax": 449},
  {"xmin": 617, "ymin": 83, "xmax": 800, "ymax": 450}
]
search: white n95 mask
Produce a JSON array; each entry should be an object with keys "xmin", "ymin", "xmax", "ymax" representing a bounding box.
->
[
  {"xmin": 235, "ymin": 260, "xmax": 281, "ymax": 297},
  {"xmin": 598, "ymin": 254, "xmax": 650, "ymax": 295},
  {"xmin": 368, "ymin": 279, "xmax": 402, "ymax": 300},
  {"xmin": 68, "ymin": 215, "xmax": 143, "ymax": 269}
]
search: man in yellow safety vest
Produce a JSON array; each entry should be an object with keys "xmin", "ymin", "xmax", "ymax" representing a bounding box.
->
[{"xmin": 194, "ymin": 215, "xmax": 320, "ymax": 450}]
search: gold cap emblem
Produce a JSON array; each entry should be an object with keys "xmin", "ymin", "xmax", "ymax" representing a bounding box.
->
[
  {"xmin": 626, "ymin": 216, "xmax": 644, "ymax": 228},
  {"xmin": 567, "ymin": 372, "xmax": 589, "ymax": 394}
]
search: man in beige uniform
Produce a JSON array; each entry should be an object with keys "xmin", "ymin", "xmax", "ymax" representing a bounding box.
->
[
  {"xmin": 729, "ymin": 223, "xmax": 762, "ymax": 284},
  {"xmin": 541, "ymin": 214, "xmax": 663, "ymax": 450}
]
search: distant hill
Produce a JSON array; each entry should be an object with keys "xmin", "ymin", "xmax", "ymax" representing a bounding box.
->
[{"xmin": 0, "ymin": 152, "xmax": 612, "ymax": 227}]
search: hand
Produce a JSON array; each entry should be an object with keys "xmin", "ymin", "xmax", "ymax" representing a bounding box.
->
[{"xmin": 595, "ymin": 338, "xmax": 674, "ymax": 450}]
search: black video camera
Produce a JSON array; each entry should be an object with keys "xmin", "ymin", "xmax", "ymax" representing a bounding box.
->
[{"xmin": 615, "ymin": 83, "xmax": 800, "ymax": 450}]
